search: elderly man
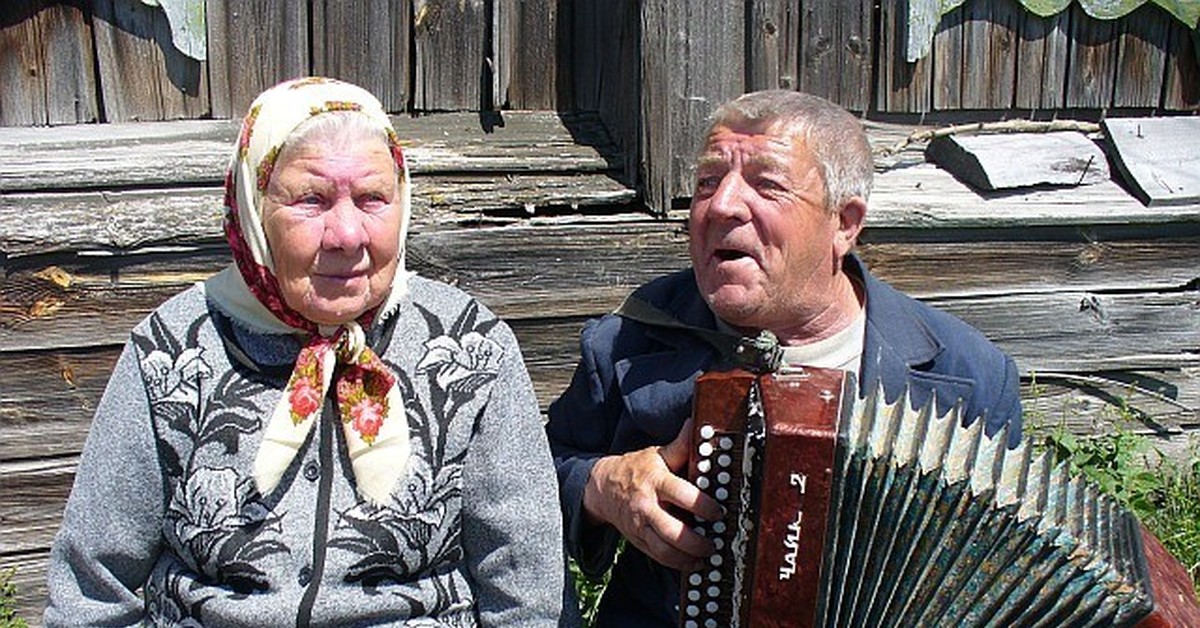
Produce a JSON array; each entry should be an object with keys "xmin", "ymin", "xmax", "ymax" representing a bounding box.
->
[{"xmin": 545, "ymin": 90, "xmax": 1023, "ymax": 626}]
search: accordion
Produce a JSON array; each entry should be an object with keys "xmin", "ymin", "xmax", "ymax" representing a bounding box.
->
[{"xmin": 680, "ymin": 367, "xmax": 1200, "ymax": 628}]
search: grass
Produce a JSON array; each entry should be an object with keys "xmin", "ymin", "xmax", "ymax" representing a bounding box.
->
[
  {"xmin": 0, "ymin": 569, "xmax": 28, "ymax": 628},
  {"xmin": 1030, "ymin": 392, "xmax": 1200, "ymax": 597}
]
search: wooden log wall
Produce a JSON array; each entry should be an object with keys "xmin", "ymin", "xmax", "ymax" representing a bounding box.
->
[
  {"xmin": 3, "ymin": 1, "xmax": 1197, "ymax": 209},
  {"xmin": 1, "ymin": 113, "xmax": 1198, "ymax": 621}
]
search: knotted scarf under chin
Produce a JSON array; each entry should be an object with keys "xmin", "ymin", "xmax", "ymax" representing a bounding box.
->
[{"xmin": 253, "ymin": 320, "xmax": 410, "ymax": 506}]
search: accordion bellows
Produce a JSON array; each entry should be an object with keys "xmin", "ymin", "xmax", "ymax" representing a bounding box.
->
[{"xmin": 680, "ymin": 368, "xmax": 1198, "ymax": 628}]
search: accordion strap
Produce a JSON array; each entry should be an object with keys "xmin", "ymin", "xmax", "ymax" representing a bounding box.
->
[{"xmin": 614, "ymin": 295, "xmax": 783, "ymax": 374}]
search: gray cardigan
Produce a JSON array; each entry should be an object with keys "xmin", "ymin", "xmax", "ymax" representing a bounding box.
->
[{"xmin": 45, "ymin": 275, "xmax": 567, "ymax": 627}]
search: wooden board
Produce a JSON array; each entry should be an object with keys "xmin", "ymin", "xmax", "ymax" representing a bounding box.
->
[
  {"xmin": 566, "ymin": 0, "xmax": 641, "ymax": 187},
  {"xmin": 311, "ymin": 0, "xmax": 411, "ymax": 113},
  {"xmin": 1102, "ymin": 117, "xmax": 1200, "ymax": 207},
  {"xmin": 1112, "ymin": 4, "xmax": 1168, "ymax": 108},
  {"xmin": 1162, "ymin": 18, "xmax": 1200, "ymax": 111},
  {"xmin": 960, "ymin": 0, "xmax": 1019, "ymax": 109},
  {"xmin": 412, "ymin": 0, "xmax": 487, "ymax": 111},
  {"xmin": 0, "ymin": 0, "xmax": 98, "ymax": 127},
  {"xmin": 204, "ymin": 0, "xmax": 308, "ymax": 120},
  {"xmin": 746, "ymin": 0, "xmax": 800, "ymax": 92},
  {"xmin": 92, "ymin": 0, "xmax": 209, "ymax": 122},
  {"xmin": 493, "ymin": 0, "xmax": 560, "ymax": 110},
  {"xmin": 877, "ymin": 0, "xmax": 931, "ymax": 113},
  {"xmin": 799, "ymin": 0, "xmax": 872, "ymax": 111},
  {"xmin": 925, "ymin": 131, "xmax": 1110, "ymax": 190},
  {"xmin": 1015, "ymin": 8, "xmax": 1070, "ymax": 110},
  {"xmin": 0, "ymin": 111, "xmax": 623, "ymax": 193},
  {"xmin": 1066, "ymin": 4, "xmax": 1118, "ymax": 108},
  {"xmin": 640, "ymin": 0, "xmax": 745, "ymax": 213}
]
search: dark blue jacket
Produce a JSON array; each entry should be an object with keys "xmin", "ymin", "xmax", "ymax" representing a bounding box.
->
[{"xmin": 545, "ymin": 256, "xmax": 1023, "ymax": 626}]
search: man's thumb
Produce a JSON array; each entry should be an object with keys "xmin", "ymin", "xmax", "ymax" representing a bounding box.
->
[{"xmin": 658, "ymin": 418, "xmax": 694, "ymax": 472}]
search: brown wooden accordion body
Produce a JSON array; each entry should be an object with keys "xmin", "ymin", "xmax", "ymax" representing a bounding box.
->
[{"xmin": 680, "ymin": 368, "xmax": 1200, "ymax": 628}]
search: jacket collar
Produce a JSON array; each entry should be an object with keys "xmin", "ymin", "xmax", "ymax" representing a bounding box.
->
[{"xmin": 851, "ymin": 254, "xmax": 945, "ymax": 394}]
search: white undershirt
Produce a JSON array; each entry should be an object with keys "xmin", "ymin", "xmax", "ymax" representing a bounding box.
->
[{"xmin": 778, "ymin": 308, "xmax": 866, "ymax": 376}]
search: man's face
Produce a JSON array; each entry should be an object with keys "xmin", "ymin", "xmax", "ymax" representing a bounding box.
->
[{"xmin": 688, "ymin": 121, "xmax": 844, "ymax": 334}]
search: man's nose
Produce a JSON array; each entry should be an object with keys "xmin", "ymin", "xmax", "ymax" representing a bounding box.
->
[{"xmin": 707, "ymin": 175, "xmax": 752, "ymax": 222}]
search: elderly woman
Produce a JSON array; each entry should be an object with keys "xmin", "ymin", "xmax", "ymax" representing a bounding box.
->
[{"xmin": 44, "ymin": 77, "xmax": 567, "ymax": 626}]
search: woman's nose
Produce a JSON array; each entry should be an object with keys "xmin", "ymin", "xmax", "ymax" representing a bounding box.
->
[{"xmin": 321, "ymin": 198, "xmax": 367, "ymax": 250}]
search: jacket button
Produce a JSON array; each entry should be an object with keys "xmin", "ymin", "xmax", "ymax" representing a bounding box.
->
[
  {"xmin": 302, "ymin": 461, "xmax": 319, "ymax": 482},
  {"xmin": 298, "ymin": 566, "xmax": 312, "ymax": 586}
]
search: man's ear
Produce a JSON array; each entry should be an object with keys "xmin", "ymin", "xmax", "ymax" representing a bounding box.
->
[{"xmin": 834, "ymin": 196, "xmax": 867, "ymax": 258}]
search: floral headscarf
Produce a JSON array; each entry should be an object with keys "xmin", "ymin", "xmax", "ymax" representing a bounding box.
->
[{"xmin": 203, "ymin": 77, "xmax": 412, "ymax": 506}]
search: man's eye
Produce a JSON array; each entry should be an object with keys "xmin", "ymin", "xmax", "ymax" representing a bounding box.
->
[
  {"xmin": 696, "ymin": 175, "xmax": 721, "ymax": 191},
  {"xmin": 358, "ymin": 194, "xmax": 391, "ymax": 211},
  {"xmin": 755, "ymin": 177, "xmax": 787, "ymax": 193}
]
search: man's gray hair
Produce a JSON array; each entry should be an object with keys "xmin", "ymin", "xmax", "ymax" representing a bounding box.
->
[{"xmin": 705, "ymin": 90, "xmax": 873, "ymax": 211}]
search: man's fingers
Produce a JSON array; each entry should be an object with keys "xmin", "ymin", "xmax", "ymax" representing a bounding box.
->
[
  {"xmin": 634, "ymin": 507, "xmax": 712, "ymax": 571},
  {"xmin": 658, "ymin": 418, "xmax": 694, "ymax": 472},
  {"xmin": 658, "ymin": 465, "xmax": 725, "ymax": 524}
]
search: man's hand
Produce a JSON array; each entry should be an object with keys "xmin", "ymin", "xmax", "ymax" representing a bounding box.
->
[{"xmin": 582, "ymin": 419, "xmax": 724, "ymax": 570}]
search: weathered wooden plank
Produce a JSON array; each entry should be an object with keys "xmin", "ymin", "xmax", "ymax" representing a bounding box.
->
[
  {"xmin": 567, "ymin": 0, "xmax": 641, "ymax": 187},
  {"xmin": 961, "ymin": 0, "xmax": 1019, "ymax": 109},
  {"xmin": 932, "ymin": 2, "xmax": 965, "ymax": 110},
  {"xmin": 1162, "ymin": 18, "xmax": 1200, "ymax": 111},
  {"xmin": 870, "ymin": 162, "xmax": 1200, "ymax": 228},
  {"xmin": 747, "ymin": 0, "xmax": 800, "ymax": 92},
  {"xmin": 0, "ymin": 550, "xmax": 48, "ymax": 624},
  {"xmin": 311, "ymin": 0, "xmax": 411, "ymax": 113},
  {"xmin": 799, "ymin": 0, "xmax": 872, "ymax": 111},
  {"xmin": 934, "ymin": 290, "xmax": 1200, "ymax": 373},
  {"xmin": 1023, "ymin": 367, "xmax": 1200, "ymax": 441},
  {"xmin": 6, "ymin": 341, "xmax": 1196, "ymax": 473},
  {"xmin": 204, "ymin": 0, "xmax": 307, "ymax": 120},
  {"xmin": 0, "ymin": 348, "xmax": 118, "ymax": 461},
  {"xmin": 494, "ymin": 0, "xmax": 559, "ymax": 110},
  {"xmin": 0, "ymin": 111, "xmax": 623, "ymax": 193},
  {"xmin": 0, "ymin": 458, "xmax": 74, "ymax": 555},
  {"xmin": 1102, "ymin": 117, "xmax": 1200, "ymax": 207},
  {"xmin": 1016, "ymin": 7, "xmax": 1070, "ymax": 109},
  {"xmin": 1112, "ymin": 4, "xmax": 1169, "ymax": 108},
  {"xmin": 1066, "ymin": 4, "xmax": 1118, "ymax": 108},
  {"xmin": 0, "ymin": 1, "xmax": 49, "ymax": 127},
  {"xmin": 857, "ymin": 234, "xmax": 1200, "ymax": 297},
  {"xmin": 92, "ymin": 0, "xmax": 209, "ymax": 122},
  {"xmin": 3, "ymin": 226, "xmax": 1198, "ymax": 347},
  {"xmin": 412, "ymin": 0, "xmax": 487, "ymax": 111},
  {"xmin": 639, "ymin": 0, "xmax": 745, "ymax": 212},
  {"xmin": 0, "ymin": 173, "xmax": 636, "ymax": 256},
  {"xmin": 0, "ymin": 0, "xmax": 97, "ymax": 127},
  {"xmin": 877, "ymin": 0, "xmax": 931, "ymax": 113},
  {"xmin": 3, "ymin": 220, "xmax": 1198, "ymax": 368},
  {"xmin": 924, "ymin": 131, "xmax": 1110, "ymax": 190}
]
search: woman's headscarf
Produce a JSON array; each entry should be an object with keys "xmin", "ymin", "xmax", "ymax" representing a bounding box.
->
[{"xmin": 204, "ymin": 77, "xmax": 412, "ymax": 506}]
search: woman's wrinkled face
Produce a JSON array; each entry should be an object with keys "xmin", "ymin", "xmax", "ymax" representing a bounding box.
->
[{"xmin": 262, "ymin": 136, "xmax": 402, "ymax": 326}]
